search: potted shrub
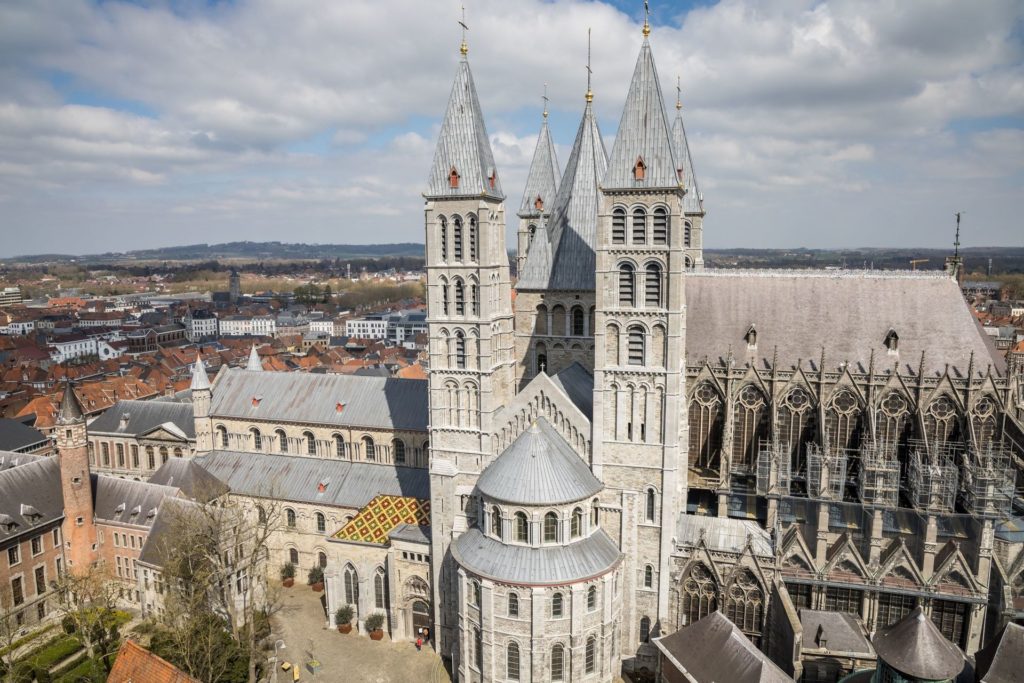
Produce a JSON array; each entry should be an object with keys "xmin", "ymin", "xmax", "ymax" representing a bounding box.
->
[
  {"xmin": 335, "ymin": 605, "xmax": 354, "ymax": 634},
  {"xmin": 307, "ymin": 565, "xmax": 324, "ymax": 592},
  {"xmin": 280, "ymin": 562, "xmax": 295, "ymax": 588},
  {"xmin": 365, "ymin": 613, "xmax": 386, "ymax": 641}
]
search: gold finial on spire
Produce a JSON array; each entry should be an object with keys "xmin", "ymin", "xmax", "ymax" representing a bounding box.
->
[
  {"xmin": 542, "ymin": 82, "xmax": 549, "ymax": 119},
  {"xmin": 676, "ymin": 75, "xmax": 682, "ymax": 110},
  {"xmin": 642, "ymin": 0, "xmax": 651, "ymax": 37},
  {"xmin": 585, "ymin": 28, "xmax": 594, "ymax": 103},
  {"xmin": 458, "ymin": 4, "xmax": 469, "ymax": 56}
]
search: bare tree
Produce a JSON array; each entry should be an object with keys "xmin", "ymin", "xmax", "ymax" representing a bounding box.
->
[
  {"xmin": 50, "ymin": 563, "xmax": 122, "ymax": 678},
  {"xmin": 0, "ymin": 584, "xmax": 22, "ymax": 683}
]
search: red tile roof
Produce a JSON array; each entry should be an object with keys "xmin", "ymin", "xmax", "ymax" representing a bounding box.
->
[{"xmin": 108, "ymin": 640, "xmax": 199, "ymax": 683}]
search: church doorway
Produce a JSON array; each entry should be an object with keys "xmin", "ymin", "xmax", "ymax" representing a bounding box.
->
[{"xmin": 412, "ymin": 600, "xmax": 431, "ymax": 640}]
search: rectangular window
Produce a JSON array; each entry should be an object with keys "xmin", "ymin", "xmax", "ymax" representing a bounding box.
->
[
  {"xmin": 785, "ymin": 582, "xmax": 813, "ymax": 610},
  {"xmin": 31, "ymin": 536, "xmax": 41, "ymax": 556},
  {"xmin": 131, "ymin": 445, "xmax": 139, "ymax": 469},
  {"xmin": 114, "ymin": 534, "xmax": 120, "ymax": 548},
  {"xmin": 11, "ymin": 577, "xmax": 23, "ymax": 606},
  {"xmin": 36, "ymin": 600, "xmax": 46, "ymax": 621},
  {"xmin": 930, "ymin": 599, "xmax": 968, "ymax": 648},
  {"xmin": 823, "ymin": 586, "xmax": 862, "ymax": 616},
  {"xmin": 34, "ymin": 566, "xmax": 45, "ymax": 595},
  {"xmin": 8, "ymin": 546, "xmax": 19, "ymax": 566},
  {"xmin": 52, "ymin": 528, "xmax": 59, "ymax": 548},
  {"xmin": 130, "ymin": 536, "xmax": 136, "ymax": 549},
  {"xmin": 101, "ymin": 443, "xmax": 110, "ymax": 466},
  {"xmin": 116, "ymin": 443, "xmax": 125, "ymax": 468}
]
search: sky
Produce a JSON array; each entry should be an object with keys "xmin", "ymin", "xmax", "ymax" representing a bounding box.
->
[{"xmin": 0, "ymin": 0, "xmax": 1022, "ymax": 258}]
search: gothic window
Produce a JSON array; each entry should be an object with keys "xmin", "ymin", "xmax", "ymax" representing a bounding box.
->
[
  {"xmin": 276, "ymin": 429, "xmax": 288, "ymax": 453},
  {"xmin": 684, "ymin": 221, "xmax": 692, "ymax": 247},
  {"xmin": 343, "ymin": 564, "xmax": 358, "ymax": 606},
  {"xmin": 644, "ymin": 564, "xmax": 654, "ymax": 588},
  {"xmin": 453, "ymin": 217, "xmax": 463, "ymax": 261},
  {"xmin": 508, "ymin": 592, "xmax": 519, "ymax": 617},
  {"xmin": 551, "ymin": 592, "xmax": 564, "ymax": 618},
  {"xmin": 627, "ymin": 325, "xmax": 645, "ymax": 366},
  {"xmin": 374, "ymin": 568, "xmax": 386, "ymax": 609},
  {"xmin": 877, "ymin": 593, "xmax": 915, "ymax": 628},
  {"xmin": 639, "ymin": 616, "xmax": 651, "ymax": 643},
  {"xmin": 971, "ymin": 396, "xmax": 998, "ymax": 447},
  {"xmin": 257, "ymin": 506, "xmax": 267, "ymax": 524},
  {"xmin": 544, "ymin": 512, "xmax": 559, "ymax": 543},
  {"xmin": 732, "ymin": 385, "xmax": 768, "ymax": 470},
  {"xmin": 724, "ymin": 570, "xmax": 764, "ymax": 642},
  {"xmin": 612, "ymin": 207, "xmax": 626, "ymax": 244},
  {"xmin": 825, "ymin": 389, "xmax": 862, "ymax": 452},
  {"xmin": 586, "ymin": 636, "xmax": 596, "ymax": 673},
  {"xmin": 689, "ymin": 382, "xmax": 724, "ymax": 472},
  {"xmin": 469, "ymin": 216, "xmax": 478, "ymax": 262},
  {"xmin": 645, "ymin": 263, "xmax": 662, "ymax": 307},
  {"xmin": 632, "ymin": 208, "xmax": 646, "ymax": 244},
  {"xmin": 652, "ymin": 207, "xmax": 668, "ymax": 244},
  {"xmin": 507, "ymin": 642, "xmax": 520, "ymax": 680},
  {"xmin": 876, "ymin": 392, "xmax": 909, "ymax": 453},
  {"xmin": 551, "ymin": 304, "xmax": 566, "ymax": 336},
  {"xmin": 571, "ymin": 306, "xmax": 585, "ymax": 336},
  {"xmin": 250, "ymin": 428, "xmax": 262, "ymax": 451},
  {"xmin": 587, "ymin": 585, "xmax": 597, "ymax": 611},
  {"xmin": 823, "ymin": 586, "xmax": 861, "ymax": 615},
  {"xmin": 285, "ymin": 508, "xmax": 296, "ymax": 528},
  {"xmin": 439, "ymin": 217, "xmax": 448, "ymax": 261},
  {"xmin": 551, "ymin": 643, "xmax": 566, "ymax": 681},
  {"xmin": 454, "ymin": 279, "xmax": 465, "ymax": 316},
  {"xmin": 491, "ymin": 505, "xmax": 502, "ymax": 538},
  {"xmin": 645, "ymin": 488, "xmax": 657, "ymax": 522},
  {"xmin": 315, "ymin": 512, "xmax": 325, "ymax": 533},
  {"xmin": 392, "ymin": 439, "xmax": 406, "ymax": 465},
  {"xmin": 571, "ymin": 508, "xmax": 583, "ymax": 538},
  {"xmin": 778, "ymin": 387, "xmax": 816, "ymax": 475},
  {"xmin": 682, "ymin": 563, "xmax": 718, "ymax": 626},
  {"xmin": 363, "ymin": 436, "xmax": 376, "ymax": 461},
  {"xmin": 884, "ymin": 328, "xmax": 899, "ymax": 352},
  {"xmin": 684, "ymin": 255, "xmax": 694, "ymax": 271},
  {"xmin": 514, "ymin": 512, "xmax": 528, "ymax": 542},
  {"xmin": 304, "ymin": 431, "xmax": 316, "ymax": 456},
  {"xmin": 289, "ymin": 547, "xmax": 299, "ymax": 565},
  {"xmin": 470, "ymin": 282, "xmax": 479, "ymax": 316},
  {"xmin": 930, "ymin": 599, "xmax": 968, "ymax": 647},
  {"xmin": 455, "ymin": 331, "xmax": 466, "ymax": 369},
  {"xmin": 536, "ymin": 304, "xmax": 548, "ymax": 334},
  {"xmin": 440, "ymin": 277, "xmax": 449, "ymax": 315},
  {"xmin": 619, "ymin": 263, "xmax": 635, "ymax": 306},
  {"xmin": 924, "ymin": 395, "xmax": 960, "ymax": 448}
]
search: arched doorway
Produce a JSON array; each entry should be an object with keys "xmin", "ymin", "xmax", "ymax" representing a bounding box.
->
[{"xmin": 412, "ymin": 600, "xmax": 431, "ymax": 640}]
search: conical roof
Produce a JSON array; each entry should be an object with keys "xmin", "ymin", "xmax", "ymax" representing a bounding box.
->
[
  {"xmin": 477, "ymin": 417, "xmax": 601, "ymax": 505},
  {"xmin": 57, "ymin": 381, "xmax": 84, "ymax": 424},
  {"xmin": 518, "ymin": 116, "xmax": 560, "ymax": 217},
  {"xmin": 425, "ymin": 56, "xmax": 503, "ymax": 199},
  {"xmin": 872, "ymin": 606, "xmax": 964, "ymax": 680},
  {"xmin": 604, "ymin": 37, "xmax": 678, "ymax": 189},
  {"xmin": 517, "ymin": 99, "xmax": 607, "ymax": 291},
  {"xmin": 190, "ymin": 355, "xmax": 211, "ymax": 391},
  {"xmin": 246, "ymin": 344, "xmax": 262, "ymax": 372},
  {"xmin": 671, "ymin": 105, "xmax": 703, "ymax": 214}
]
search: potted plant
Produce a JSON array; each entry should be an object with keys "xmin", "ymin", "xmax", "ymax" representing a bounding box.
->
[
  {"xmin": 335, "ymin": 605, "xmax": 354, "ymax": 634},
  {"xmin": 308, "ymin": 565, "xmax": 325, "ymax": 592},
  {"xmin": 280, "ymin": 562, "xmax": 295, "ymax": 588},
  {"xmin": 365, "ymin": 613, "xmax": 386, "ymax": 641}
]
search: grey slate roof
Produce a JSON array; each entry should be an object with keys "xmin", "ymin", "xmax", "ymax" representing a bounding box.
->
[
  {"xmin": 193, "ymin": 450, "xmax": 430, "ymax": 509},
  {"xmin": 93, "ymin": 475, "xmax": 179, "ymax": 527},
  {"xmin": 800, "ymin": 609, "xmax": 873, "ymax": 655},
  {"xmin": 654, "ymin": 611, "xmax": 792, "ymax": 683},
  {"xmin": 389, "ymin": 523, "xmax": 431, "ymax": 545},
  {"xmin": 476, "ymin": 418, "xmax": 601, "ymax": 505},
  {"xmin": 137, "ymin": 497, "xmax": 202, "ymax": 567},
  {"xmin": 671, "ymin": 106, "xmax": 703, "ymax": 213},
  {"xmin": 149, "ymin": 458, "xmax": 228, "ymax": 502},
  {"xmin": 603, "ymin": 37, "xmax": 679, "ymax": 189},
  {"xmin": 425, "ymin": 57, "xmax": 503, "ymax": 200},
  {"xmin": 549, "ymin": 363, "xmax": 594, "ymax": 420},
  {"xmin": 676, "ymin": 514, "xmax": 774, "ymax": 557},
  {"xmin": 190, "ymin": 356, "xmax": 210, "ymax": 391},
  {"xmin": 685, "ymin": 271, "xmax": 1006, "ymax": 377},
  {"xmin": 872, "ymin": 606, "xmax": 964, "ymax": 679},
  {"xmin": 975, "ymin": 622, "xmax": 1024, "ymax": 683},
  {"xmin": 0, "ymin": 457, "xmax": 62, "ymax": 543},
  {"xmin": 517, "ymin": 99, "xmax": 608, "ymax": 291},
  {"xmin": 88, "ymin": 400, "xmax": 195, "ymax": 440},
  {"xmin": 246, "ymin": 345, "xmax": 262, "ymax": 372},
  {"xmin": 58, "ymin": 381, "xmax": 84, "ymax": 424},
  {"xmin": 451, "ymin": 527, "xmax": 620, "ymax": 585},
  {"xmin": 210, "ymin": 369, "xmax": 429, "ymax": 431},
  {"xmin": 0, "ymin": 419, "xmax": 48, "ymax": 452},
  {"xmin": 518, "ymin": 116, "xmax": 560, "ymax": 217},
  {"xmin": 0, "ymin": 451, "xmax": 44, "ymax": 473}
]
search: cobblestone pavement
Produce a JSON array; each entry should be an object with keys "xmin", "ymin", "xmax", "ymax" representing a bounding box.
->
[{"xmin": 270, "ymin": 585, "xmax": 450, "ymax": 683}]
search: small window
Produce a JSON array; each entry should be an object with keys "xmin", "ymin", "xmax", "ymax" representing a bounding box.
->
[
  {"xmin": 653, "ymin": 207, "xmax": 668, "ymax": 244},
  {"xmin": 640, "ymin": 616, "xmax": 651, "ymax": 643},
  {"xmin": 392, "ymin": 439, "xmax": 406, "ymax": 465},
  {"xmin": 286, "ymin": 508, "xmax": 296, "ymax": 528},
  {"xmin": 490, "ymin": 506, "xmax": 502, "ymax": 539},
  {"xmin": 449, "ymin": 166, "xmax": 459, "ymax": 189},
  {"xmin": 633, "ymin": 157, "xmax": 646, "ymax": 181},
  {"xmin": 251, "ymin": 428, "xmax": 262, "ymax": 451},
  {"xmin": 644, "ymin": 564, "xmax": 654, "ymax": 588},
  {"xmin": 684, "ymin": 221, "xmax": 692, "ymax": 247},
  {"xmin": 543, "ymin": 512, "xmax": 558, "ymax": 543},
  {"xmin": 289, "ymin": 548, "xmax": 299, "ymax": 565},
  {"xmin": 315, "ymin": 512, "xmax": 326, "ymax": 533},
  {"xmin": 551, "ymin": 592, "xmax": 564, "ymax": 618},
  {"xmin": 632, "ymin": 208, "xmax": 646, "ymax": 243},
  {"xmin": 645, "ymin": 263, "xmax": 662, "ymax": 307},
  {"xmin": 334, "ymin": 434, "xmax": 345, "ymax": 458},
  {"xmin": 515, "ymin": 512, "xmax": 529, "ymax": 543},
  {"xmin": 304, "ymin": 431, "xmax": 316, "ymax": 456},
  {"xmin": 277, "ymin": 429, "xmax": 288, "ymax": 453},
  {"xmin": 374, "ymin": 570, "xmax": 386, "ymax": 609},
  {"xmin": 571, "ymin": 508, "xmax": 583, "ymax": 539},
  {"xmin": 612, "ymin": 207, "xmax": 626, "ymax": 244},
  {"xmin": 571, "ymin": 307, "xmax": 585, "ymax": 336},
  {"xmin": 363, "ymin": 436, "xmax": 376, "ymax": 461},
  {"xmin": 645, "ymin": 488, "xmax": 657, "ymax": 522},
  {"xmin": 628, "ymin": 326, "xmax": 645, "ymax": 366},
  {"xmin": 587, "ymin": 585, "xmax": 597, "ymax": 611},
  {"xmin": 508, "ymin": 592, "xmax": 519, "ymax": 618},
  {"xmin": 551, "ymin": 643, "xmax": 565, "ymax": 681},
  {"xmin": 619, "ymin": 264, "xmax": 635, "ymax": 307}
]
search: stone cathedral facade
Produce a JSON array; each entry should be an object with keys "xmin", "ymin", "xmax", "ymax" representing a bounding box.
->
[{"xmin": 423, "ymin": 22, "xmax": 1024, "ymax": 683}]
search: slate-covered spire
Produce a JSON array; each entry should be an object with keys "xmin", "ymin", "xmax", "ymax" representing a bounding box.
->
[
  {"xmin": 190, "ymin": 354, "xmax": 211, "ymax": 391},
  {"xmin": 603, "ymin": 33, "xmax": 678, "ymax": 189},
  {"xmin": 518, "ymin": 88, "xmax": 608, "ymax": 291},
  {"xmin": 425, "ymin": 48, "xmax": 503, "ymax": 199},
  {"xmin": 518, "ymin": 110, "xmax": 560, "ymax": 218},
  {"xmin": 246, "ymin": 344, "xmax": 263, "ymax": 372},
  {"xmin": 57, "ymin": 380, "xmax": 84, "ymax": 424},
  {"xmin": 671, "ymin": 82, "xmax": 703, "ymax": 214}
]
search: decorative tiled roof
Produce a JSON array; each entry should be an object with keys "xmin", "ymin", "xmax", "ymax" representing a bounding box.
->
[{"xmin": 334, "ymin": 495, "xmax": 430, "ymax": 545}]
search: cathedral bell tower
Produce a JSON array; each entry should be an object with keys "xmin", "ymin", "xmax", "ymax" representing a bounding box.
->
[
  {"xmin": 424, "ymin": 33, "xmax": 515, "ymax": 656},
  {"xmin": 55, "ymin": 382, "xmax": 98, "ymax": 573},
  {"xmin": 515, "ymin": 95, "xmax": 560, "ymax": 276},
  {"xmin": 592, "ymin": 19, "xmax": 689, "ymax": 655}
]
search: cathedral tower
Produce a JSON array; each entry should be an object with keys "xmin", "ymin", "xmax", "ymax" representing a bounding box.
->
[
  {"xmin": 592, "ymin": 22, "xmax": 688, "ymax": 662},
  {"xmin": 55, "ymin": 382, "xmax": 98, "ymax": 573},
  {"xmin": 191, "ymin": 355, "xmax": 214, "ymax": 454},
  {"xmin": 424, "ymin": 36, "xmax": 516, "ymax": 656},
  {"xmin": 515, "ymin": 101, "xmax": 560, "ymax": 276}
]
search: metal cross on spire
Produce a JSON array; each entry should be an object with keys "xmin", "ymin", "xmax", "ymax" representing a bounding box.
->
[
  {"xmin": 585, "ymin": 28, "xmax": 593, "ymax": 102},
  {"xmin": 458, "ymin": 4, "xmax": 469, "ymax": 56},
  {"xmin": 954, "ymin": 211, "xmax": 964, "ymax": 258},
  {"xmin": 542, "ymin": 82, "xmax": 549, "ymax": 118},
  {"xmin": 676, "ymin": 75, "xmax": 682, "ymax": 110}
]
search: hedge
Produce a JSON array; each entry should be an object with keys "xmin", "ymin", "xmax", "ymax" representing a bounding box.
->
[
  {"xmin": 50, "ymin": 652, "xmax": 88, "ymax": 679},
  {"xmin": 54, "ymin": 658, "xmax": 105, "ymax": 683},
  {"xmin": 23, "ymin": 635, "xmax": 84, "ymax": 672}
]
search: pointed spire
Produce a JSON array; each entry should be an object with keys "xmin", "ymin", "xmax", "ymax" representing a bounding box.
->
[
  {"xmin": 57, "ymin": 380, "xmax": 84, "ymax": 424},
  {"xmin": 671, "ymin": 77, "xmax": 703, "ymax": 213},
  {"xmin": 425, "ymin": 30, "xmax": 503, "ymax": 199},
  {"xmin": 191, "ymin": 354, "xmax": 211, "ymax": 392},
  {"xmin": 246, "ymin": 344, "xmax": 263, "ymax": 372},
  {"xmin": 518, "ymin": 94, "xmax": 561, "ymax": 219},
  {"xmin": 604, "ymin": 28, "xmax": 678, "ymax": 189}
]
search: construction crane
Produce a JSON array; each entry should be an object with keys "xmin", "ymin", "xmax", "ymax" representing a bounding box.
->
[{"xmin": 910, "ymin": 259, "xmax": 929, "ymax": 271}]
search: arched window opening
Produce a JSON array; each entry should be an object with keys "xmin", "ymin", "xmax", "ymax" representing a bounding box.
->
[
  {"xmin": 571, "ymin": 508, "xmax": 583, "ymax": 539},
  {"xmin": 725, "ymin": 569, "xmax": 765, "ymax": 645},
  {"xmin": 374, "ymin": 569, "xmax": 386, "ymax": 609},
  {"xmin": 454, "ymin": 279, "xmax": 465, "ymax": 316},
  {"xmin": 508, "ymin": 592, "xmax": 520, "ymax": 618},
  {"xmin": 514, "ymin": 512, "xmax": 529, "ymax": 543},
  {"xmin": 645, "ymin": 263, "xmax": 662, "ymax": 307},
  {"xmin": 571, "ymin": 306, "xmax": 585, "ymax": 336},
  {"xmin": 318, "ymin": 551, "xmax": 327, "ymax": 568},
  {"xmin": 276, "ymin": 429, "xmax": 288, "ymax": 453},
  {"xmin": 334, "ymin": 434, "xmax": 345, "ymax": 458},
  {"xmin": 612, "ymin": 207, "xmax": 626, "ymax": 244},
  {"xmin": 551, "ymin": 644, "xmax": 566, "ymax": 681},
  {"xmin": 684, "ymin": 255, "xmax": 695, "ymax": 271},
  {"xmin": 684, "ymin": 220, "xmax": 692, "ymax": 247},
  {"xmin": 689, "ymin": 382, "xmax": 724, "ymax": 473},
  {"xmin": 286, "ymin": 508, "xmax": 296, "ymax": 528},
  {"xmin": 683, "ymin": 564, "xmax": 717, "ymax": 626},
  {"xmin": 644, "ymin": 564, "xmax": 654, "ymax": 588},
  {"xmin": 640, "ymin": 616, "xmax": 651, "ymax": 643},
  {"xmin": 592, "ymin": 499, "xmax": 599, "ymax": 528},
  {"xmin": 633, "ymin": 157, "xmax": 647, "ymax": 181},
  {"xmin": 439, "ymin": 216, "xmax": 448, "ymax": 261},
  {"xmin": 491, "ymin": 505, "xmax": 502, "ymax": 538},
  {"xmin": 825, "ymin": 389, "xmax": 862, "ymax": 452},
  {"xmin": 453, "ymin": 217, "xmax": 463, "ymax": 261},
  {"xmin": 645, "ymin": 488, "xmax": 657, "ymax": 522},
  {"xmin": 304, "ymin": 430, "xmax": 316, "ymax": 456},
  {"xmin": 392, "ymin": 439, "xmax": 406, "ymax": 465},
  {"xmin": 363, "ymin": 436, "xmax": 376, "ymax": 461},
  {"xmin": 632, "ymin": 208, "xmax": 646, "ymax": 243},
  {"xmin": 441, "ymin": 278, "xmax": 449, "ymax": 315},
  {"xmin": 535, "ymin": 342, "xmax": 547, "ymax": 375},
  {"xmin": 507, "ymin": 642, "xmax": 521, "ymax": 681},
  {"xmin": 217, "ymin": 426, "xmax": 228, "ymax": 449},
  {"xmin": 627, "ymin": 325, "xmax": 645, "ymax": 366},
  {"xmin": 289, "ymin": 547, "xmax": 299, "ymax": 565},
  {"xmin": 619, "ymin": 264, "xmax": 635, "ymax": 307},
  {"xmin": 343, "ymin": 564, "xmax": 358, "ymax": 606},
  {"xmin": 876, "ymin": 392, "xmax": 909, "ymax": 453},
  {"xmin": 779, "ymin": 387, "xmax": 816, "ymax": 477},
  {"xmin": 469, "ymin": 216, "xmax": 478, "ymax": 262},
  {"xmin": 250, "ymin": 428, "xmax": 262, "ymax": 451},
  {"xmin": 470, "ymin": 283, "xmax": 479, "ymax": 316},
  {"xmin": 173, "ymin": 447, "xmax": 182, "ymax": 458},
  {"xmin": 449, "ymin": 167, "xmax": 459, "ymax": 189},
  {"xmin": 587, "ymin": 585, "xmax": 597, "ymax": 611},
  {"xmin": 543, "ymin": 512, "xmax": 559, "ymax": 543},
  {"xmin": 551, "ymin": 592, "xmax": 564, "ymax": 618},
  {"xmin": 924, "ymin": 395, "xmax": 961, "ymax": 449},
  {"xmin": 653, "ymin": 207, "xmax": 668, "ymax": 244},
  {"xmin": 528, "ymin": 224, "xmax": 537, "ymax": 244},
  {"xmin": 586, "ymin": 636, "xmax": 596, "ymax": 673},
  {"xmin": 455, "ymin": 331, "xmax": 466, "ymax": 369},
  {"xmin": 733, "ymin": 385, "xmax": 768, "ymax": 471},
  {"xmin": 256, "ymin": 505, "xmax": 267, "ymax": 524}
]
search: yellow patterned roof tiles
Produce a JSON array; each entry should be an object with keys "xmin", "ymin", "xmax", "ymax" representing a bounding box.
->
[{"xmin": 333, "ymin": 494, "xmax": 430, "ymax": 545}]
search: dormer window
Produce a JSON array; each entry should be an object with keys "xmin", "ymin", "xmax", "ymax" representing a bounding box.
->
[
  {"xmin": 317, "ymin": 479, "xmax": 329, "ymax": 493},
  {"xmin": 884, "ymin": 329, "xmax": 899, "ymax": 354},
  {"xmin": 130, "ymin": 505, "xmax": 141, "ymax": 517},
  {"xmin": 745, "ymin": 324, "xmax": 757, "ymax": 350},
  {"xmin": 534, "ymin": 195, "xmax": 544, "ymax": 211},
  {"xmin": 335, "ymin": 402, "xmax": 345, "ymax": 413},
  {"xmin": 251, "ymin": 395, "xmax": 262, "ymax": 408},
  {"xmin": 488, "ymin": 168, "xmax": 497, "ymax": 189},
  {"xmin": 633, "ymin": 156, "xmax": 647, "ymax": 181},
  {"xmin": 20, "ymin": 504, "xmax": 40, "ymax": 521},
  {"xmin": 449, "ymin": 166, "xmax": 460, "ymax": 189},
  {"xmin": 114, "ymin": 503, "xmax": 126, "ymax": 515}
]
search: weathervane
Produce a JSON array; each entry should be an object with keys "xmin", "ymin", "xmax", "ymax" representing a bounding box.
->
[
  {"xmin": 585, "ymin": 28, "xmax": 593, "ymax": 103},
  {"xmin": 542, "ymin": 83, "xmax": 549, "ymax": 119},
  {"xmin": 676, "ymin": 75, "xmax": 682, "ymax": 110},
  {"xmin": 459, "ymin": 4, "xmax": 469, "ymax": 56},
  {"xmin": 643, "ymin": 0, "xmax": 651, "ymax": 37}
]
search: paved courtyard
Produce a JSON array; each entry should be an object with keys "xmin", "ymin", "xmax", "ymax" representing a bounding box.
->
[{"xmin": 270, "ymin": 585, "xmax": 450, "ymax": 683}]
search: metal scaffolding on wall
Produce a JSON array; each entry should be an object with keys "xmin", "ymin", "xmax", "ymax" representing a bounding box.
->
[
  {"xmin": 907, "ymin": 445, "xmax": 958, "ymax": 514},
  {"xmin": 806, "ymin": 443, "xmax": 848, "ymax": 501},
  {"xmin": 857, "ymin": 443, "xmax": 900, "ymax": 509},
  {"xmin": 756, "ymin": 439, "xmax": 792, "ymax": 497},
  {"xmin": 961, "ymin": 442, "xmax": 1015, "ymax": 517}
]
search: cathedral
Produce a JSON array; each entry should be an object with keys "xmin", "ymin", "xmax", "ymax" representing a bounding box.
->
[{"xmin": 420, "ymin": 14, "xmax": 1024, "ymax": 683}]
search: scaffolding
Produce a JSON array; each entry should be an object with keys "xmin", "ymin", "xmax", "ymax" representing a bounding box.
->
[
  {"xmin": 857, "ymin": 443, "xmax": 900, "ymax": 509},
  {"xmin": 756, "ymin": 440, "xmax": 792, "ymax": 497},
  {"xmin": 806, "ymin": 444, "xmax": 847, "ymax": 501},
  {"xmin": 961, "ymin": 442, "xmax": 1015, "ymax": 517},
  {"xmin": 907, "ymin": 447, "xmax": 958, "ymax": 513}
]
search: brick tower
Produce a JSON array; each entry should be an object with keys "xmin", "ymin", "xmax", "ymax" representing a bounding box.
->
[{"xmin": 54, "ymin": 382, "xmax": 98, "ymax": 573}]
